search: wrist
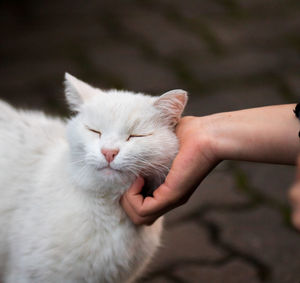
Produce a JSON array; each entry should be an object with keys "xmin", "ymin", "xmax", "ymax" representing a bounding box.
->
[
  {"xmin": 192, "ymin": 114, "xmax": 225, "ymax": 164},
  {"xmin": 199, "ymin": 112, "xmax": 234, "ymax": 162}
]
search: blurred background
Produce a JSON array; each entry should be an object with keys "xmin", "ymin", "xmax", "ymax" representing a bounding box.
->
[{"xmin": 1, "ymin": 0, "xmax": 300, "ymax": 282}]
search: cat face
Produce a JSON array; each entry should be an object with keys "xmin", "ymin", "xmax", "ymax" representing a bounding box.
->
[{"xmin": 65, "ymin": 73, "xmax": 187, "ymax": 193}]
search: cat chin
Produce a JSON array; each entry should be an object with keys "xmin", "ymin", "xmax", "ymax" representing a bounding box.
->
[
  {"xmin": 69, "ymin": 163, "xmax": 134, "ymax": 195},
  {"xmin": 96, "ymin": 168, "xmax": 125, "ymax": 183},
  {"xmin": 93, "ymin": 166, "xmax": 135, "ymax": 187},
  {"xmin": 96, "ymin": 166, "xmax": 122, "ymax": 174}
]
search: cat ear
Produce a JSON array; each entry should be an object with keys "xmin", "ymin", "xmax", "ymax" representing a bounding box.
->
[
  {"xmin": 154, "ymin": 89, "xmax": 188, "ymax": 127},
  {"xmin": 64, "ymin": 73, "xmax": 96, "ymax": 111}
]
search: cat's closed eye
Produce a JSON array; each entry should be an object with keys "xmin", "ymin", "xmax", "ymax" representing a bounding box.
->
[
  {"xmin": 86, "ymin": 126, "xmax": 101, "ymax": 137},
  {"xmin": 127, "ymin": 134, "xmax": 153, "ymax": 141}
]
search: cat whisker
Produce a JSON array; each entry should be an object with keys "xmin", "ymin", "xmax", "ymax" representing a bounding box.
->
[{"xmin": 70, "ymin": 159, "xmax": 86, "ymax": 165}]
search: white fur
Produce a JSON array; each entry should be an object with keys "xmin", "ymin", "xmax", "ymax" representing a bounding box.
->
[{"xmin": 0, "ymin": 74, "xmax": 187, "ymax": 283}]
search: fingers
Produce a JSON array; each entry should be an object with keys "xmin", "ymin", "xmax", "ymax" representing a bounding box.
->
[
  {"xmin": 120, "ymin": 177, "xmax": 179, "ymax": 225},
  {"xmin": 121, "ymin": 176, "xmax": 144, "ymax": 216},
  {"xmin": 120, "ymin": 194, "xmax": 161, "ymax": 225},
  {"xmin": 120, "ymin": 177, "xmax": 194, "ymax": 225},
  {"xmin": 127, "ymin": 176, "xmax": 144, "ymax": 196},
  {"xmin": 120, "ymin": 177, "xmax": 162, "ymax": 225}
]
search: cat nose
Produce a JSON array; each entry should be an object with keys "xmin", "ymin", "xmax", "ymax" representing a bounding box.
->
[{"xmin": 101, "ymin": 148, "xmax": 119, "ymax": 163}]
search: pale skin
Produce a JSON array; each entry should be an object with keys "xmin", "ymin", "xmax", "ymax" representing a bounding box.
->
[{"xmin": 120, "ymin": 104, "xmax": 300, "ymax": 226}]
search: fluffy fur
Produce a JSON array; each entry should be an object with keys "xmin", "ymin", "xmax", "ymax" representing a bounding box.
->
[{"xmin": 0, "ymin": 73, "xmax": 187, "ymax": 283}]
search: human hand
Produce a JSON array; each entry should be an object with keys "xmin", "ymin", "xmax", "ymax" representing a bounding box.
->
[
  {"xmin": 121, "ymin": 105, "xmax": 300, "ymax": 225},
  {"xmin": 120, "ymin": 116, "xmax": 220, "ymax": 225},
  {"xmin": 289, "ymin": 156, "xmax": 300, "ymax": 230}
]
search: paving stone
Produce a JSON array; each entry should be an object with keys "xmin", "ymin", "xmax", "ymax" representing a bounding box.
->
[
  {"xmin": 1, "ymin": 21, "xmax": 107, "ymax": 59},
  {"xmin": 119, "ymin": 6, "xmax": 207, "ymax": 58},
  {"xmin": 237, "ymin": 0, "xmax": 298, "ymax": 15},
  {"xmin": 32, "ymin": 0, "xmax": 104, "ymax": 17},
  {"xmin": 0, "ymin": 59, "xmax": 77, "ymax": 89},
  {"xmin": 140, "ymin": 277, "xmax": 174, "ymax": 283},
  {"xmin": 150, "ymin": 0, "xmax": 229, "ymax": 18},
  {"xmin": 205, "ymin": 207, "xmax": 300, "ymax": 283},
  {"xmin": 144, "ymin": 222, "xmax": 226, "ymax": 280},
  {"xmin": 186, "ymin": 84, "xmax": 285, "ymax": 117},
  {"xmin": 187, "ymin": 50, "xmax": 299, "ymax": 87},
  {"xmin": 175, "ymin": 260, "xmax": 259, "ymax": 283},
  {"xmin": 209, "ymin": 11, "xmax": 300, "ymax": 51},
  {"xmin": 237, "ymin": 162, "xmax": 295, "ymax": 205},
  {"xmin": 89, "ymin": 42, "xmax": 180, "ymax": 93},
  {"xmin": 284, "ymin": 72, "xmax": 300, "ymax": 99},
  {"xmin": 166, "ymin": 167, "xmax": 249, "ymax": 225}
]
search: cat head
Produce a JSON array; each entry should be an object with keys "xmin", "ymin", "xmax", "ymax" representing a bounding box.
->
[{"xmin": 65, "ymin": 73, "xmax": 188, "ymax": 195}]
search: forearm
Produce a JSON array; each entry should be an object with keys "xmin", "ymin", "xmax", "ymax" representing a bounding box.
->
[{"xmin": 208, "ymin": 104, "xmax": 300, "ymax": 165}]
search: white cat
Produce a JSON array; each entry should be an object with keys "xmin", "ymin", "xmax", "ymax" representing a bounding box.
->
[{"xmin": 0, "ymin": 73, "xmax": 187, "ymax": 283}]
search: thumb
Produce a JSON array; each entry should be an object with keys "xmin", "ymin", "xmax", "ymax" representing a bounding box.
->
[
  {"xmin": 128, "ymin": 176, "xmax": 145, "ymax": 194},
  {"xmin": 120, "ymin": 176, "xmax": 145, "ymax": 213}
]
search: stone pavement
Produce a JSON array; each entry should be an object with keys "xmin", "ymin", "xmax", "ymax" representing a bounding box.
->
[{"xmin": 1, "ymin": 0, "xmax": 300, "ymax": 282}]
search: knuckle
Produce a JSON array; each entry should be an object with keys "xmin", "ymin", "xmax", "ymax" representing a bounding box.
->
[
  {"xmin": 134, "ymin": 206, "xmax": 149, "ymax": 218},
  {"xmin": 137, "ymin": 209, "xmax": 148, "ymax": 218},
  {"xmin": 132, "ymin": 217, "xmax": 145, "ymax": 226}
]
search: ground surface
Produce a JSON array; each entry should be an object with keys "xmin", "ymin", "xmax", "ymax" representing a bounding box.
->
[{"xmin": 1, "ymin": 0, "xmax": 300, "ymax": 282}]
